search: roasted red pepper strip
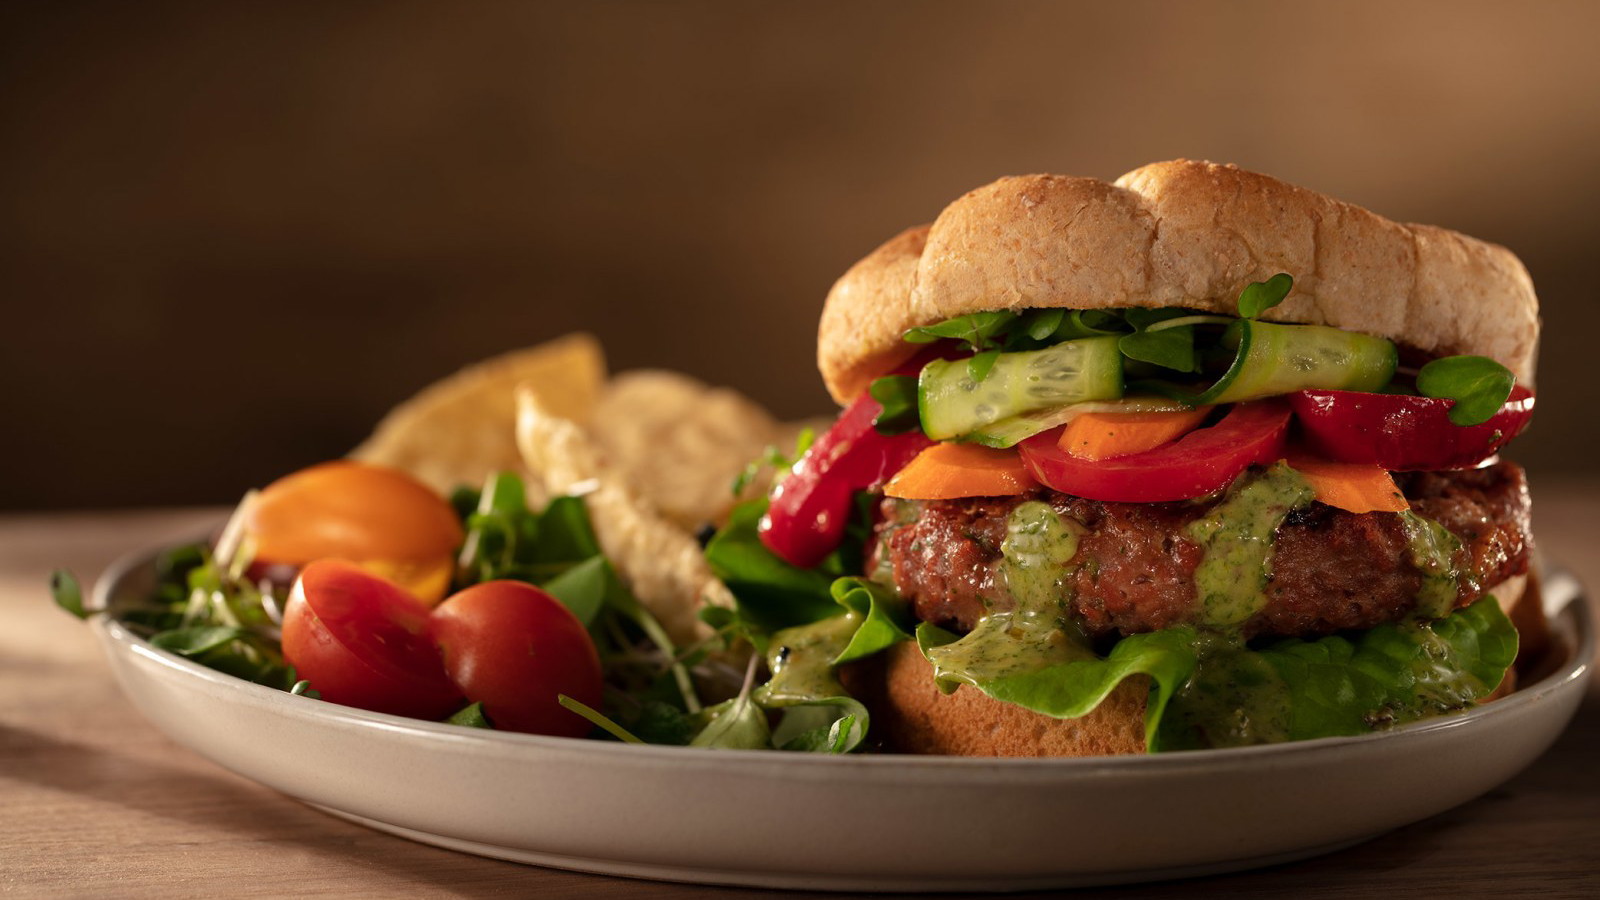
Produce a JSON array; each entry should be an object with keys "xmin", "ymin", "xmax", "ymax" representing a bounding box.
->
[
  {"xmin": 759, "ymin": 391, "xmax": 933, "ymax": 568},
  {"xmin": 1018, "ymin": 400, "xmax": 1292, "ymax": 502},
  {"xmin": 1290, "ymin": 386, "xmax": 1534, "ymax": 471}
]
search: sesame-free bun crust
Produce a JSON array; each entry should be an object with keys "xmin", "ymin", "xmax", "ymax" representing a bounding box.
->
[
  {"xmin": 850, "ymin": 643, "xmax": 1148, "ymax": 757},
  {"xmin": 819, "ymin": 160, "xmax": 1539, "ymax": 404}
]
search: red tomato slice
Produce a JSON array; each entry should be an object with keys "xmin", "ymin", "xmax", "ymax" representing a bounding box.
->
[
  {"xmin": 282, "ymin": 560, "xmax": 463, "ymax": 719},
  {"xmin": 759, "ymin": 389, "xmax": 933, "ymax": 568},
  {"xmin": 431, "ymin": 581, "xmax": 603, "ymax": 737},
  {"xmin": 1289, "ymin": 386, "xmax": 1534, "ymax": 471},
  {"xmin": 1019, "ymin": 400, "xmax": 1292, "ymax": 502}
]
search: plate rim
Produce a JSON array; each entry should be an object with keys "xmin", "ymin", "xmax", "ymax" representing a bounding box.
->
[{"xmin": 90, "ymin": 540, "xmax": 1596, "ymax": 774}]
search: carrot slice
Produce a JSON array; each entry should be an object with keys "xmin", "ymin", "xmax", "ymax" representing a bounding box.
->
[
  {"xmin": 883, "ymin": 443, "xmax": 1038, "ymax": 500},
  {"xmin": 1058, "ymin": 407, "xmax": 1213, "ymax": 460},
  {"xmin": 1285, "ymin": 453, "xmax": 1410, "ymax": 514}
]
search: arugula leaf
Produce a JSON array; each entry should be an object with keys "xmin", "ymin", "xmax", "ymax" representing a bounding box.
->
[
  {"xmin": 732, "ymin": 428, "xmax": 814, "ymax": 496},
  {"xmin": 1119, "ymin": 327, "xmax": 1198, "ymax": 373},
  {"xmin": 456, "ymin": 474, "xmax": 601, "ymax": 585},
  {"xmin": 150, "ymin": 625, "xmax": 248, "ymax": 656},
  {"xmin": 704, "ymin": 501, "xmax": 840, "ymax": 632},
  {"xmin": 690, "ymin": 694, "xmax": 772, "ymax": 749},
  {"xmin": 903, "ymin": 311, "xmax": 1016, "ymax": 351},
  {"xmin": 1237, "ymin": 273, "xmax": 1294, "ymax": 318},
  {"xmin": 445, "ymin": 701, "xmax": 494, "ymax": 729},
  {"xmin": 540, "ymin": 555, "xmax": 616, "ymax": 627},
  {"xmin": 966, "ymin": 348, "xmax": 1002, "ymax": 383},
  {"xmin": 1416, "ymin": 356, "xmax": 1516, "ymax": 426},
  {"xmin": 1024, "ymin": 309, "xmax": 1066, "ymax": 340},
  {"xmin": 772, "ymin": 705, "xmax": 859, "ymax": 753},
  {"xmin": 50, "ymin": 570, "xmax": 89, "ymax": 619},
  {"xmin": 868, "ymin": 375, "xmax": 920, "ymax": 435},
  {"xmin": 612, "ymin": 698, "xmax": 697, "ymax": 746}
]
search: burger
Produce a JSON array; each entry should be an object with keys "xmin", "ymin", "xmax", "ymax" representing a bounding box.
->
[{"xmin": 722, "ymin": 160, "xmax": 1541, "ymax": 756}]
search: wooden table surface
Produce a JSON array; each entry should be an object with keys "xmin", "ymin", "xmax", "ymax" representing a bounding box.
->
[{"xmin": 4, "ymin": 477, "xmax": 1597, "ymax": 899}]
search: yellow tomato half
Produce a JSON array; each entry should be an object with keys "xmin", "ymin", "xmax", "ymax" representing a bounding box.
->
[{"xmin": 246, "ymin": 461, "xmax": 463, "ymax": 603}]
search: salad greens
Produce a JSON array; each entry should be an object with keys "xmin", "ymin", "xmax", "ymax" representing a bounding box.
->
[{"xmin": 1417, "ymin": 355, "xmax": 1517, "ymax": 426}]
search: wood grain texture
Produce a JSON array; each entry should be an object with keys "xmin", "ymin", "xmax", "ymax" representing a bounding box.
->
[{"xmin": 2, "ymin": 487, "xmax": 1596, "ymax": 899}]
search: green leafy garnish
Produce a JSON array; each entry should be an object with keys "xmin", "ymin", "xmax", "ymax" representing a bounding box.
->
[
  {"xmin": 445, "ymin": 701, "xmax": 493, "ymax": 728},
  {"xmin": 1416, "ymin": 355, "xmax": 1516, "ymax": 426},
  {"xmin": 50, "ymin": 570, "xmax": 89, "ymax": 620},
  {"xmin": 558, "ymin": 695, "xmax": 646, "ymax": 743},
  {"xmin": 150, "ymin": 625, "xmax": 249, "ymax": 657},
  {"xmin": 731, "ymin": 428, "xmax": 814, "ymax": 496},
  {"xmin": 289, "ymin": 679, "xmax": 322, "ymax": 700},
  {"xmin": 455, "ymin": 474, "xmax": 601, "ymax": 586},
  {"xmin": 829, "ymin": 577, "xmax": 914, "ymax": 665},
  {"xmin": 1119, "ymin": 326, "xmax": 1198, "ymax": 373},
  {"xmin": 868, "ymin": 375, "xmax": 920, "ymax": 435},
  {"xmin": 1237, "ymin": 273, "xmax": 1293, "ymax": 318},
  {"xmin": 903, "ymin": 311, "xmax": 1016, "ymax": 351},
  {"xmin": 967, "ymin": 348, "xmax": 1002, "ymax": 383},
  {"xmin": 704, "ymin": 501, "xmax": 842, "ymax": 633},
  {"xmin": 916, "ymin": 596, "xmax": 1515, "ymax": 752}
]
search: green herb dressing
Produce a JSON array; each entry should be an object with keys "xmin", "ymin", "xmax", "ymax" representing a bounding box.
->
[
  {"xmin": 760, "ymin": 612, "xmax": 860, "ymax": 704},
  {"xmin": 926, "ymin": 501, "xmax": 1093, "ymax": 685},
  {"xmin": 1187, "ymin": 463, "xmax": 1315, "ymax": 627},
  {"xmin": 1397, "ymin": 510, "xmax": 1469, "ymax": 620},
  {"xmin": 1159, "ymin": 631, "xmax": 1293, "ymax": 749}
]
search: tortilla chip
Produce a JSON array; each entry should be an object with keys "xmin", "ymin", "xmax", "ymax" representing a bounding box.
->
[
  {"xmin": 352, "ymin": 334, "xmax": 605, "ymax": 495},
  {"xmin": 590, "ymin": 370, "xmax": 797, "ymax": 530},
  {"xmin": 516, "ymin": 385, "xmax": 734, "ymax": 647}
]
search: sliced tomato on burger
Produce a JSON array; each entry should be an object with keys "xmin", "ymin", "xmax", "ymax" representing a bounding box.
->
[
  {"xmin": 1290, "ymin": 386, "xmax": 1534, "ymax": 471},
  {"xmin": 1018, "ymin": 400, "xmax": 1292, "ymax": 502}
]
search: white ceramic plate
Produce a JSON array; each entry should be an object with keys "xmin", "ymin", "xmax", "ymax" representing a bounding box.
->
[{"xmin": 92, "ymin": 549, "xmax": 1592, "ymax": 892}]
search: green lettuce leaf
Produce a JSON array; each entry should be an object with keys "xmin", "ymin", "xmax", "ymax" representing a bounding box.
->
[
  {"xmin": 830, "ymin": 577, "xmax": 914, "ymax": 664},
  {"xmin": 917, "ymin": 623, "xmax": 1199, "ymax": 750},
  {"xmin": 917, "ymin": 597, "xmax": 1517, "ymax": 753}
]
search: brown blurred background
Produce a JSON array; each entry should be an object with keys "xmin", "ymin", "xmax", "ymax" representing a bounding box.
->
[{"xmin": 2, "ymin": 1, "xmax": 1597, "ymax": 510}]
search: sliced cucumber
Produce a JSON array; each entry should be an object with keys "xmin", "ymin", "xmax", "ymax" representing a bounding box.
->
[
  {"xmin": 918, "ymin": 337, "xmax": 1124, "ymax": 441},
  {"xmin": 967, "ymin": 396, "xmax": 1193, "ymax": 448},
  {"xmin": 1194, "ymin": 320, "xmax": 1396, "ymax": 406}
]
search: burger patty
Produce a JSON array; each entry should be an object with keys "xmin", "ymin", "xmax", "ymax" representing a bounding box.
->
[{"xmin": 874, "ymin": 461, "xmax": 1531, "ymax": 640}]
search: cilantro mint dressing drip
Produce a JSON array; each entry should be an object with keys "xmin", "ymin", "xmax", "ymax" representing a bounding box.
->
[
  {"xmin": 926, "ymin": 501, "xmax": 1093, "ymax": 685},
  {"xmin": 1160, "ymin": 631, "xmax": 1293, "ymax": 748},
  {"xmin": 1381, "ymin": 625, "xmax": 1493, "ymax": 722},
  {"xmin": 1186, "ymin": 463, "xmax": 1316, "ymax": 627},
  {"xmin": 761, "ymin": 612, "xmax": 860, "ymax": 704},
  {"xmin": 1397, "ymin": 510, "xmax": 1468, "ymax": 621}
]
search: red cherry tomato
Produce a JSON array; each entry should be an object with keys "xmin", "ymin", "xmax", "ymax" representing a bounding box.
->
[
  {"xmin": 1289, "ymin": 386, "xmax": 1534, "ymax": 471},
  {"xmin": 760, "ymin": 391, "xmax": 933, "ymax": 568},
  {"xmin": 430, "ymin": 581, "xmax": 603, "ymax": 737},
  {"xmin": 1018, "ymin": 400, "xmax": 1292, "ymax": 502},
  {"xmin": 282, "ymin": 560, "xmax": 463, "ymax": 719},
  {"xmin": 246, "ymin": 461, "xmax": 464, "ymax": 603}
]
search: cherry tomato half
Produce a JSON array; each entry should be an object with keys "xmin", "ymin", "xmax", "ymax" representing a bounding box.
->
[
  {"xmin": 1018, "ymin": 400, "xmax": 1292, "ymax": 502},
  {"xmin": 430, "ymin": 581, "xmax": 603, "ymax": 737},
  {"xmin": 1290, "ymin": 386, "xmax": 1534, "ymax": 471},
  {"xmin": 282, "ymin": 560, "xmax": 464, "ymax": 719},
  {"xmin": 246, "ymin": 460, "xmax": 463, "ymax": 602}
]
